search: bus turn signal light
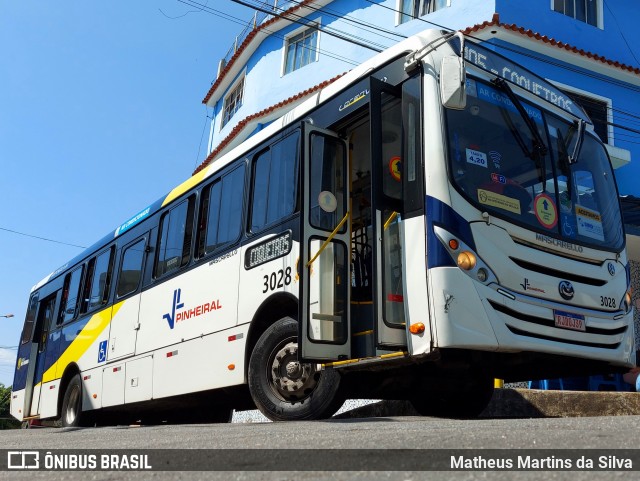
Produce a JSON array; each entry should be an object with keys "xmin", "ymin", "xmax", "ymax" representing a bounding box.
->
[
  {"xmin": 457, "ymin": 251, "xmax": 476, "ymax": 270},
  {"xmin": 448, "ymin": 239, "xmax": 459, "ymax": 250},
  {"xmin": 409, "ymin": 322, "xmax": 425, "ymax": 334}
]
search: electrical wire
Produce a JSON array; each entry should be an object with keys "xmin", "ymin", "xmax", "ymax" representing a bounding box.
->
[
  {"xmin": 268, "ymin": 0, "xmax": 408, "ymax": 43},
  {"xmin": 228, "ymin": 0, "xmax": 386, "ymax": 52},
  {"xmin": 603, "ymin": 0, "xmax": 640, "ymax": 68},
  {"xmin": 198, "ymin": 1, "xmax": 640, "ymax": 149},
  {"xmin": 177, "ymin": 0, "xmax": 362, "ymax": 68},
  {"xmin": 0, "ymin": 227, "xmax": 86, "ymax": 249}
]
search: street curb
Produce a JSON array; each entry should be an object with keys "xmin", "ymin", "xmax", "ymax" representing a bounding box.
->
[{"xmin": 333, "ymin": 389, "xmax": 640, "ymax": 419}]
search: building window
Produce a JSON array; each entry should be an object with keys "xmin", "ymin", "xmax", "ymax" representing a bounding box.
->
[
  {"xmin": 284, "ymin": 27, "xmax": 319, "ymax": 75},
  {"xmin": 552, "ymin": 0, "xmax": 600, "ymax": 27},
  {"xmin": 399, "ymin": 0, "xmax": 449, "ymax": 24},
  {"xmin": 221, "ymin": 75, "xmax": 245, "ymax": 129},
  {"xmin": 569, "ymin": 93, "xmax": 609, "ymax": 143},
  {"xmin": 558, "ymin": 85, "xmax": 610, "ymax": 144}
]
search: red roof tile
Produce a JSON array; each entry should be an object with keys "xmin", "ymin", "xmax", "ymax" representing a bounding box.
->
[
  {"xmin": 193, "ymin": 72, "xmax": 345, "ymax": 175},
  {"xmin": 202, "ymin": 0, "xmax": 317, "ymax": 105},
  {"xmin": 464, "ymin": 13, "xmax": 640, "ymax": 76}
]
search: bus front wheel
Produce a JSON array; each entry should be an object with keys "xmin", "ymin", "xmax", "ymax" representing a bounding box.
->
[{"xmin": 248, "ymin": 317, "xmax": 343, "ymax": 421}]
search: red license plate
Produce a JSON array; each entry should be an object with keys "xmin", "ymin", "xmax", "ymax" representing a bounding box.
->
[{"xmin": 553, "ymin": 310, "xmax": 586, "ymax": 332}]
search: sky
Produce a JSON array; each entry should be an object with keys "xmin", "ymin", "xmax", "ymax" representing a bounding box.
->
[{"xmin": 0, "ymin": 1, "xmax": 254, "ymax": 386}]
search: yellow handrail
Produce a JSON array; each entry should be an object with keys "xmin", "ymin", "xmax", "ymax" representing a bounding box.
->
[
  {"xmin": 383, "ymin": 211, "xmax": 398, "ymax": 230},
  {"xmin": 307, "ymin": 211, "xmax": 350, "ymax": 267}
]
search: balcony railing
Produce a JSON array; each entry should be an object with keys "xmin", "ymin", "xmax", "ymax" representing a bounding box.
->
[{"xmin": 217, "ymin": 0, "xmax": 299, "ymax": 79}]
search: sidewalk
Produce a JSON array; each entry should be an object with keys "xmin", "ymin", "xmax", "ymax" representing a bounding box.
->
[{"xmin": 333, "ymin": 388, "xmax": 640, "ymax": 419}]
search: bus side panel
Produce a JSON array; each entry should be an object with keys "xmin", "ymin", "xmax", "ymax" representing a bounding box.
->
[
  {"xmin": 28, "ymin": 383, "xmax": 41, "ymax": 417},
  {"xmin": 136, "ymin": 253, "xmax": 241, "ymax": 356},
  {"xmin": 237, "ymin": 234, "xmax": 299, "ymax": 345},
  {"xmin": 10, "ymin": 389, "xmax": 24, "ymax": 421},
  {"xmin": 152, "ymin": 324, "xmax": 248, "ymax": 399},
  {"xmin": 38, "ymin": 379, "xmax": 61, "ymax": 419},
  {"xmin": 429, "ymin": 267, "xmax": 500, "ymax": 350},
  {"xmin": 81, "ymin": 366, "xmax": 104, "ymax": 411},
  {"xmin": 401, "ymin": 215, "xmax": 432, "ymax": 356}
]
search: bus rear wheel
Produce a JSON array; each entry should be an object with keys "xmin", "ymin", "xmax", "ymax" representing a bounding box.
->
[
  {"xmin": 61, "ymin": 374, "xmax": 93, "ymax": 427},
  {"xmin": 248, "ymin": 317, "xmax": 343, "ymax": 421}
]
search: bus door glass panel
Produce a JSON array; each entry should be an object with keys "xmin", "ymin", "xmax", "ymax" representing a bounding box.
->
[
  {"xmin": 29, "ymin": 294, "xmax": 58, "ymax": 415},
  {"xmin": 300, "ymin": 125, "xmax": 350, "ymax": 361},
  {"xmin": 370, "ymin": 77, "xmax": 407, "ymax": 348},
  {"xmin": 110, "ymin": 237, "xmax": 146, "ymax": 360},
  {"xmin": 14, "ymin": 293, "xmax": 39, "ymax": 395}
]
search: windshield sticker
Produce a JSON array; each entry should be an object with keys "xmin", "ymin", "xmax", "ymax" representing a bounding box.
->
[
  {"xmin": 466, "ymin": 148, "xmax": 488, "ymax": 168},
  {"xmin": 388, "ymin": 156, "xmax": 402, "ymax": 182},
  {"xmin": 491, "ymin": 173, "xmax": 506, "ymax": 184},
  {"xmin": 561, "ymin": 214, "xmax": 577, "ymax": 238},
  {"xmin": 489, "ymin": 151, "xmax": 502, "ymax": 170},
  {"xmin": 476, "ymin": 84, "xmax": 543, "ymax": 124},
  {"xmin": 534, "ymin": 193, "xmax": 558, "ymax": 229},
  {"xmin": 576, "ymin": 205, "xmax": 605, "ymax": 241},
  {"xmin": 478, "ymin": 189, "xmax": 521, "ymax": 214}
]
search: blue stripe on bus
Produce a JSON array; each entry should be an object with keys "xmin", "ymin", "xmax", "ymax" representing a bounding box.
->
[{"xmin": 426, "ymin": 195, "xmax": 476, "ymax": 268}]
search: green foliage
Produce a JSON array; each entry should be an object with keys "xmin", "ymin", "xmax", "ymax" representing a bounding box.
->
[{"xmin": 0, "ymin": 383, "xmax": 20, "ymax": 429}]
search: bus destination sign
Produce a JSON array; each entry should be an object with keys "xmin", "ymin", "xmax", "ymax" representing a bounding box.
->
[
  {"xmin": 462, "ymin": 42, "xmax": 590, "ymax": 123},
  {"xmin": 245, "ymin": 231, "xmax": 292, "ymax": 270}
]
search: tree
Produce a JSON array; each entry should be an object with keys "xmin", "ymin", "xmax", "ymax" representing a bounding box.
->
[{"xmin": 0, "ymin": 383, "xmax": 20, "ymax": 429}]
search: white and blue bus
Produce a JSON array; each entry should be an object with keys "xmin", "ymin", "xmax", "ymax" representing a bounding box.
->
[{"xmin": 11, "ymin": 30, "xmax": 634, "ymax": 425}]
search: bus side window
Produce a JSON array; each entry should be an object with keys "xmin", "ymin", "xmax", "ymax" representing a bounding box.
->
[
  {"xmin": 198, "ymin": 165, "xmax": 245, "ymax": 257},
  {"xmin": 81, "ymin": 247, "xmax": 115, "ymax": 313},
  {"xmin": 58, "ymin": 266, "xmax": 84, "ymax": 325},
  {"xmin": 117, "ymin": 239, "xmax": 146, "ymax": 298},
  {"xmin": 250, "ymin": 131, "xmax": 300, "ymax": 232},
  {"xmin": 20, "ymin": 293, "xmax": 40, "ymax": 345},
  {"xmin": 155, "ymin": 197, "xmax": 195, "ymax": 278}
]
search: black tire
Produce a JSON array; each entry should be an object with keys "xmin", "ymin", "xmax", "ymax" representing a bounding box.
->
[
  {"xmin": 410, "ymin": 373, "xmax": 494, "ymax": 419},
  {"xmin": 248, "ymin": 317, "xmax": 343, "ymax": 421},
  {"xmin": 60, "ymin": 374, "xmax": 93, "ymax": 427}
]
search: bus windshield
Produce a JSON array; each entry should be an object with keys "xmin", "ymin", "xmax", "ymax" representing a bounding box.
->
[{"xmin": 445, "ymin": 77, "xmax": 624, "ymax": 252}]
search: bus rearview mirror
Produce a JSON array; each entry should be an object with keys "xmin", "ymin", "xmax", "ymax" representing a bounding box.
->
[{"xmin": 440, "ymin": 55, "xmax": 466, "ymax": 110}]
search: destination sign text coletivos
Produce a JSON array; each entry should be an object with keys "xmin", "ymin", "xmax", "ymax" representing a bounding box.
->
[{"xmin": 245, "ymin": 231, "xmax": 292, "ymax": 269}]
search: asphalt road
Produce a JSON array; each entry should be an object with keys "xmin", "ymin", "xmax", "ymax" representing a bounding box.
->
[{"xmin": 1, "ymin": 414, "xmax": 640, "ymax": 480}]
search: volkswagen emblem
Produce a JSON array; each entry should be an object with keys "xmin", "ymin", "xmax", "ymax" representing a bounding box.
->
[
  {"xmin": 608, "ymin": 262, "xmax": 616, "ymax": 277},
  {"xmin": 559, "ymin": 281, "xmax": 575, "ymax": 301}
]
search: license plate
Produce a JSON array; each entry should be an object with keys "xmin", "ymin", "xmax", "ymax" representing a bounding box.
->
[{"xmin": 554, "ymin": 310, "xmax": 586, "ymax": 332}]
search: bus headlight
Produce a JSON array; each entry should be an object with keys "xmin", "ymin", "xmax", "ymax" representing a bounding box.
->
[
  {"xmin": 433, "ymin": 225, "xmax": 498, "ymax": 286},
  {"xmin": 457, "ymin": 251, "xmax": 476, "ymax": 270},
  {"xmin": 623, "ymin": 288, "xmax": 632, "ymax": 313}
]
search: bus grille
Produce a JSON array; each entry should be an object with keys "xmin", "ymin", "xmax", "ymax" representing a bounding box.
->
[{"xmin": 488, "ymin": 300, "xmax": 625, "ymax": 350}]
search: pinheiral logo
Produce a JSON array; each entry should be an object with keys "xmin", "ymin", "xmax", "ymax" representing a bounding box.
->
[{"xmin": 162, "ymin": 288, "xmax": 222, "ymax": 329}]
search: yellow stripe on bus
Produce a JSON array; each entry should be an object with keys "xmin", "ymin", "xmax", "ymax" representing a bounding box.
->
[
  {"xmin": 41, "ymin": 301, "xmax": 124, "ymax": 384},
  {"xmin": 162, "ymin": 167, "xmax": 211, "ymax": 207}
]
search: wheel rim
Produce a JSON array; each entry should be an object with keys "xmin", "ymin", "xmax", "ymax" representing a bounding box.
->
[
  {"xmin": 65, "ymin": 384, "xmax": 81, "ymax": 425},
  {"xmin": 267, "ymin": 337, "xmax": 319, "ymax": 403}
]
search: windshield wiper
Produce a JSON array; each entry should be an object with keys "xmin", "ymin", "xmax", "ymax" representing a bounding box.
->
[
  {"xmin": 491, "ymin": 78, "xmax": 548, "ymax": 167},
  {"xmin": 568, "ymin": 119, "xmax": 585, "ymax": 164}
]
